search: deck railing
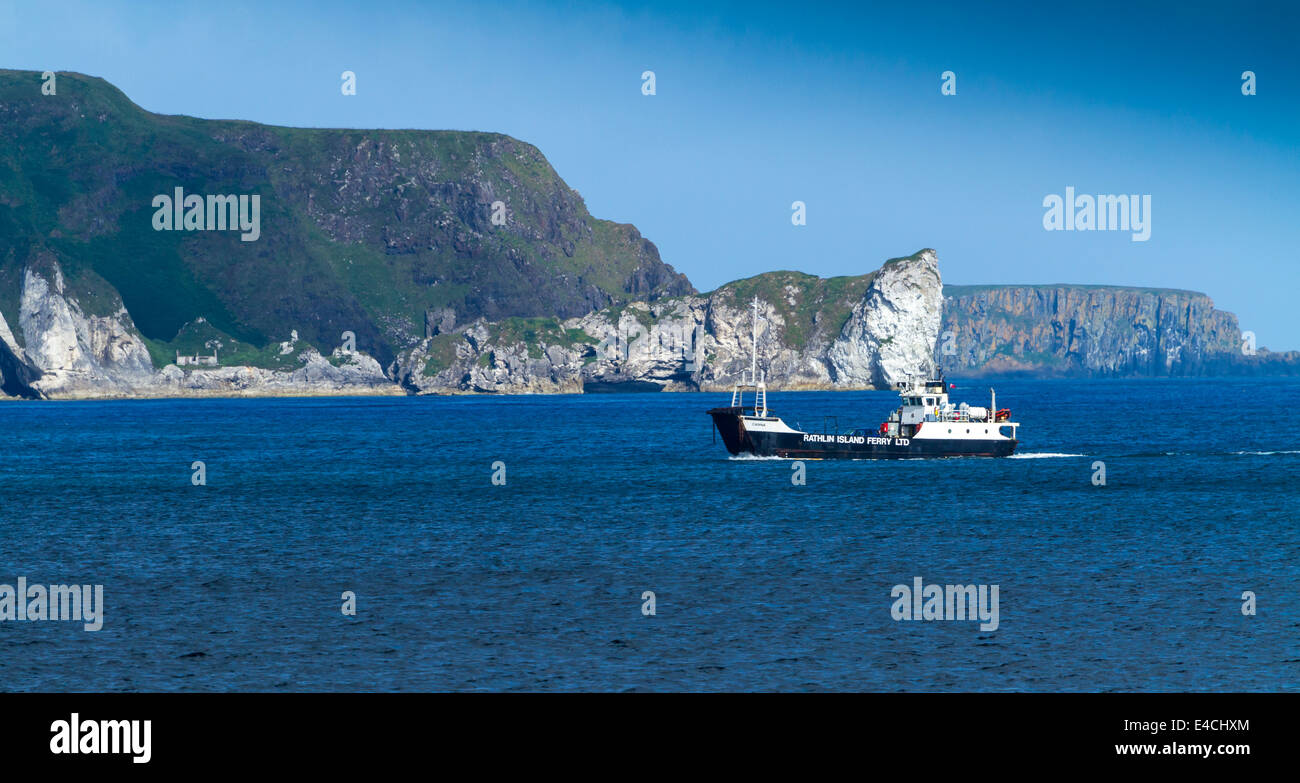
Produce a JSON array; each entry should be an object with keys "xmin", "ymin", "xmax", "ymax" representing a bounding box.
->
[{"xmin": 927, "ymin": 410, "xmax": 991, "ymax": 423}]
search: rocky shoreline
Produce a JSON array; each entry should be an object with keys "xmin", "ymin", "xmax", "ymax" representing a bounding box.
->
[
  {"xmin": 3, "ymin": 248, "xmax": 1294, "ymax": 402},
  {"xmin": 1, "ymin": 250, "xmax": 946, "ymax": 400}
]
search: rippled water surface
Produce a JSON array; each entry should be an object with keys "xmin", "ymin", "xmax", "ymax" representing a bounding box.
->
[{"xmin": 2, "ymin": 378, "xmax": 1298, "ymax": 691}]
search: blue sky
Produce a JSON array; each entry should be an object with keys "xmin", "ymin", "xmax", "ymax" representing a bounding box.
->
[{"xmin": 3, "ymin": 0, "xmax": 1298, "ymax": 347}]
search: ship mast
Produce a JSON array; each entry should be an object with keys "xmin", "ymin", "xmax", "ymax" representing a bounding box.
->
[
  {"xmin": 750, "ymin": 295, "xmax": 767, "ymax": 416},
  {"xmin": 729, "ymin": 295, "xmax": 767, "ymax": 415}
]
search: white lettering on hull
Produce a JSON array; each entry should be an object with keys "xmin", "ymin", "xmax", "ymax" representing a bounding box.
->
[{"xmin": 801, "ymin": 434, "xmax": 909, "ymax": 446}]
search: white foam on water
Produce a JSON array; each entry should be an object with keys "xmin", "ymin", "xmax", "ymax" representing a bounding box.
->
[
  {"xmin": 1007, "ymin": 452, "xmax": 1087, "ymax": 459},
  {"xmin": 1232, "ymin": 450, "xmax": 1300, "ymax": 456}
]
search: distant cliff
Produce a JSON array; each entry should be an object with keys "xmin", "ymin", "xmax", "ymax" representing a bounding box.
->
[{"xmin": 939, "ymin": 285, "xmax": 1299, "ymax": 377}]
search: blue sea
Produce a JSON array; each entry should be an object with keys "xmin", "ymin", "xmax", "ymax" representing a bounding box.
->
[{"xmin": 1, "ymin": 378, "xmax": 1297, "ymax": 692}]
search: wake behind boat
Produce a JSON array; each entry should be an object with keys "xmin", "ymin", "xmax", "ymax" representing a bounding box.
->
[{"xmin": 707, "ymin": 298, "xmax": 1021, "ymax": 459}]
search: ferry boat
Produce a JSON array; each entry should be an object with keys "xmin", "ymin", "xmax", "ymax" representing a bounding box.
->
[{"xmin": 707, "ymin": 298, "xmax": 1020, "ymax": 459}]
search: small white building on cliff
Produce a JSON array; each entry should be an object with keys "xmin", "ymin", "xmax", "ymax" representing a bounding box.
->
[{"xmin": 176, "ymin": 350, "xmax": 218, "ymax": 367}]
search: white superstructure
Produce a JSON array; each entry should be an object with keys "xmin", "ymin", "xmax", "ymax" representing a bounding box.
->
[{"xmin": 884, "ymin": 378, "xmax": 1019, "ymax": 442}]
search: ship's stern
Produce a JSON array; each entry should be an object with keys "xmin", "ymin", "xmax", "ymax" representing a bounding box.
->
[{"xmin": 707, "ymin": 407, "xmax": 751, "ymax": 455}]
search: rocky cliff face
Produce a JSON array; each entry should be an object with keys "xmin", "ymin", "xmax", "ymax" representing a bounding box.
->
[
  {"xmin": 1, "ymin": 257, "xmax": 397, "ymax": 399},
  {"xmin": 828, "ymin": 251, "xmax": 942, "ymax": 387},
  {"xmin": 4, "ymin": 248, "xmax": 1293, "ymax": 399},
  {"xmin": 938, "ymin": 285, "xmax": 1297, "ymax": 377},
  {"xmin": 16, "ymin": 265, "xmax": 145, "ymax": 397},
  {"xmin": 393, "ymin": 250, "xmax": 944, "ymax": 394}
]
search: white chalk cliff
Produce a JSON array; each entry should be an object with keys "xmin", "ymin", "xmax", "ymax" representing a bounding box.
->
[
  {"xmin": 15, "ymin": 265, "xmax": 155, "ymax": 397},
  {"xmin": 827, "ymin": 248, "xmax": 942, "ymax": 387},
  {"xmin": 0, "ymin": 258, "xmax": 397, "ymax": 399}
]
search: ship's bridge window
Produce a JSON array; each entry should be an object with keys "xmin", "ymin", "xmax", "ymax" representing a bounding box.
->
[{"xmin": 924, "ymin": 397, "xmax": 934, "ymax": 406}]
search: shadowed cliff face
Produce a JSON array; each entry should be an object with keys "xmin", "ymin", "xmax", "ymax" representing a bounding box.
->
[
  {"xmin": 0, "ymin": 309, "xmax": 41, "ymax": 397},
  {"xmin": 938, "ymin": 285, "xmax": 1296, "ymax": 377}
]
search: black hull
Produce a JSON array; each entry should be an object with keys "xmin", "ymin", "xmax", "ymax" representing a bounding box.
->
[
  {"xmin": 708, "ymin": 408, "xmax": 1017, "ymax": 459},
  {"xmin": 708, "ymin": 406, "xmax": 752, "ymax": 454}
]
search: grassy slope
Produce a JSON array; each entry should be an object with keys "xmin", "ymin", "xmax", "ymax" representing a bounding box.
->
[
  {"xmin": 0, "ymin": 70, "xmax": 689, "ymax": 367},
  {"xmin": 710, "ymin": 271, "xmax": 875, "ymax": 351}
]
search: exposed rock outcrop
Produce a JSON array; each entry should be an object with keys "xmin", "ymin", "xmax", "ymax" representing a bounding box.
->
[
  {"xmin": 828, "ymin": 250, "xmax": 942, "ymax": 386},
  {"xmin": 150, "ymin": 349, "xmax": 398, "ymax": 398},
  {"xmin": 394, "ymin": 250, "xmax": 945, "ymax": 394},
  {"xmin": 16, "ymin": 265, "xmax": 155, "ymax": 397}
]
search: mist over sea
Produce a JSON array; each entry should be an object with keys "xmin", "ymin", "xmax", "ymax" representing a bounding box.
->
[{"xmin": 2, "ymin": 378, "xmax": 1297, "ymax": 691}]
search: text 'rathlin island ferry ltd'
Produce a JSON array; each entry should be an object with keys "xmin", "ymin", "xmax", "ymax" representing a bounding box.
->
[{"xmin": 707, "ymin": 298, "xmax": 1021, "ymax": 459}]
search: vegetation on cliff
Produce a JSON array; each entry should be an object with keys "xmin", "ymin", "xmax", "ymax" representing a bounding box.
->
[{"xmin": 0, "ymin": 70, "xmax": 692, "ymax": 369}]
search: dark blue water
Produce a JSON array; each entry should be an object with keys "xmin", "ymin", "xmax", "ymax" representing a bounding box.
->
[{"xmin": 2, "ymin": 378, "xmax": 1298, "ymax": 691}]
